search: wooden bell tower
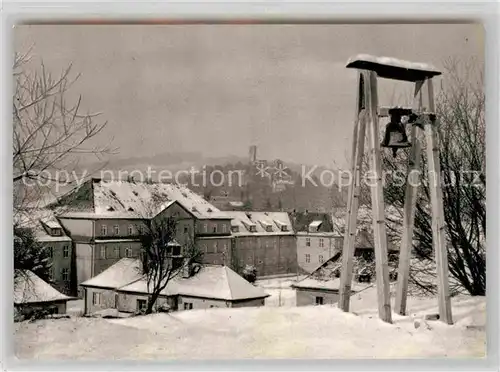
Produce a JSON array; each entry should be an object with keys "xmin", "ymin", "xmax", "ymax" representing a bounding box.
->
[{"xmin": 338, "ymin": 54, "xmax": 453, "ymax": 325}]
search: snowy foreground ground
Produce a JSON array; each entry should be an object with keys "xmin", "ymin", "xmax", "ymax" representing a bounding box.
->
[{"xmin": 14, "ymin": 282, "xmax": 486, "ymax": 359}]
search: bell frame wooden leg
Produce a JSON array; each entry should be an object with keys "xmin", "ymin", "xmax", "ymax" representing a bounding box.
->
[
  {"xmin": 365, "ymin": 71, "xmax": 392, "ymax": 323},
  {"xmin": 395, "ymin": 80, "xmax": 424, "ymax": 315},
  {"xmin": 424, "ymin": 78, "xmax": 453, "ymax": 324},
  {"xmin": 339, "ymin": 72, "xmax": 367, "ymax": 312}
]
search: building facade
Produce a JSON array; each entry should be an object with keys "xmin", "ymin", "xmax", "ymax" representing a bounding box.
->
[
  {"xmin": 81, "ymin": 258, "xmax": 269, "ymax": 315},
  {"xmin": 225, "ymin": 211, "xmax": 297, "ymax": 277},
  {"xmin": 290, "ymin": 211, "xmax": 344, "ymax": 274},
  {"xmin": 51, "ymin": 178, "xmax": 233, "ymax": 296},
  {"xmin": 296, "ymin": 231, "xmax": 343, "ymax": 273}
]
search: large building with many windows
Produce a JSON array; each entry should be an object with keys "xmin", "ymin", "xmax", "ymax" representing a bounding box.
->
[
  {"xmin": 224, "ymin": 211, "xmax": 297, "ymax": 277},
  {"xmin": 50, "ymin": 178, "xmax": 232, "ymax": 296}
]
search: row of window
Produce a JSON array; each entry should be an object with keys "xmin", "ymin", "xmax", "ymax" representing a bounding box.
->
[
  {"xmin": 304, "ymin": 254, "xmax": 324, "ymax": 264},
  {"xmin": 305, "ymin": 238, "xmax": 343, "ymax": 249},
  {"xmin": 200, "ymin": 223, "xmax": 228, "ymax": 234},
  {"xmin": 100, "ymin": 224, "xmax": 137, "ymax": 236},
  {"xmin": 99, "ymin": 224, "xmax": 194, "ymax": 237},
  {"xmin": 99, "ymin": 246, "xmax": 134, "ymax": 259},
  {"xmin": 47, "ymin": 245, "xmax": 70, "ymax": 258},
  {"xmin": 200, "ymin": 241, "xmax": 228, "ymax": 254}
]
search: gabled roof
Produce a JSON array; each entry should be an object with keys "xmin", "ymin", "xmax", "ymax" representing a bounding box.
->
[
  {"xmin": 14, "ymin": 209, "xmax": 72, "ymax": 243},
  {"xmin": 290, "ymin": 212, "xmax": 334, "ymax": 233},
  {"xmin": 14, "ymin": 270, "xmax": 74, "ymax": 304},
  {"xmin": 82, "ymin": 259, "xmax": 269, "ymax": 301},
  {"xmin": 52, "ymin": 179, "xmax": 230, "ymax": 220},
  {"xmin": 223, "ymin": 211, "xmax": 293, "ymax": 236},
  {"xmin": 118, "ymin": 264, "xmax": 269, "ymax": 301},
  {"xmin": 81, "ymin": 258, "xmax": 143, "ymax": 289},
  {"xmin": 292, "ymin": 277, "xmax": 371, "ymax": 293}
]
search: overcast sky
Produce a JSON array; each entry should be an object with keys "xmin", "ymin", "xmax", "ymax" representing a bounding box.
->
[{"xmin": 14, "ymin": 23, "xmax": 483, "ymax": 169}]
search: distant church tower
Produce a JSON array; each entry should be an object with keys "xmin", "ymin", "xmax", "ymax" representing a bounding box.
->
[{"xmin": 249, "ymin": 145, "xmax": 257, "ymax": 164}]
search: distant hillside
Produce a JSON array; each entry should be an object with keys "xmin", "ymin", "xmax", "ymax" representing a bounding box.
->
[{"xmin": 39, "ymin": 151, "xmax": 348, "ymax": 212}]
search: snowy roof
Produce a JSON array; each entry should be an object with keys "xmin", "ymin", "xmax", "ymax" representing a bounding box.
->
[
  {"xmin": 14, "ymin": 209, "xmax": 72, "ymax": 243},
  {"xmin": 223, "ymin": 212, "xmax": 294, "ymax": 236},
  {"xmin": 346, "ymin": 54, "xmax": 442, "ymax": 82},
  {"xmin": 14, "ymin": 271, "xmax": 74, "ymax": 304},
  {"xmin": 85, "ymin": 259, "xmax": 269, "ymax": 301},
  {"xmin": 81, "ymin": 258, "xmax": 143, "ymax": 289},
  {"xmin": 309, "ymin": 220, "xmax": 323, "ymax": 229},
  {"xmin": 54, "ymin": 179, "xmax": 229, "ymax": 220},
  {"xmin": 292, "ymin": 277, "xmax": 371, "ymax": 293},
  {"xmin": 119, "ymin": 265, "xmax": 269, "ymax": 301}
]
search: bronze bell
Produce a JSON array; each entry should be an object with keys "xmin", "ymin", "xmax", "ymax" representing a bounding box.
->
[{"xmin": 381, "ymin": 109, "xmax": 411, "ymax": 158}]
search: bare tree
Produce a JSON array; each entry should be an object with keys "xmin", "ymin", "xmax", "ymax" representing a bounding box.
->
[
  {"xmin": 139, "ymin": 216, "xmax": 203, "ymax": 314},
  {"xmin": 13, "ymin": 48, "xmax": 114, "ymax": 210}
]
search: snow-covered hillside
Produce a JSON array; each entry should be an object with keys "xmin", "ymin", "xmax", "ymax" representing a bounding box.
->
[{"xmin": 14, "ymin": 287, "xmax": 485, "ymax": 360}]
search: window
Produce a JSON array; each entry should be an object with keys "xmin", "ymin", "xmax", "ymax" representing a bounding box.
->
[
  {"xmin": 222, "ymin": 224, "xmax": 227, "ymax": 233},
  {"xmin": 183, "ymin": 302, "xmax": 193, "ymax": 310},
  {"xmin": 305, "ymin": 254, "xmax": 311, "ymax": 263},
  {"xmin": 101, "ymin": 225, "xmax": 107, "ymax": 236},
  {"xmin": 319, "ymin": 238, "xmax": 324, "ymax": 248},
  {"xmin": 128, "ymin": 224, "xmax": 134, "ymax": 235},
  {"xmin": 214, "ymin": 241, "xmax": 218, "ymax": 253},
  {"xmin": 315, "ymin": 296, "xmax": 324, "ymax": 305},
  {"xmin": 137, "ymin": 299, "xmax": 147, "ymax": 312},
  {"xmin": 63, "ymin": 245, "xmax": 69, "ymax": 258},
  {"xmin": 223, "ymin": 243, "xmax": 228, "ymax": 252},
  {"xmin": 113, "ymin": 225, "xmax": 119, "ymax": 235},
  {"xmin": 213, "ymin": 225, "xmax": 218, "ymax": 233},
  {"xmin": 61, "ymin": 268, "xmax": 69, "ymax": 281},
  {"xmin": 306, "ymin": 238, "xmax": 311, "ymax": 247},
  {"xmin": 172, "ymin": 246, "xmax": 181, "ymax": 256},
  {"xmin": 184, "ymin": 225, "xmax": 189, "ymax": 234},
  {"xmin": 114, "ymin": 246, "xmax": 120, "ymax": 258},
  {"xmin": 203, "ymin": 224, "xmax": 208, "ymax": 233},
  {"xmin": 115, "ymin": 294, "xmax": 119, "ymax": 307},
  {"xmin": 51, "ymin": 228, "xmax": 62, "ymax": 236},
  {"xmin": 47, "ymin": 246, "xmax": 53, "ymax": 258},
  {"xmin": 92, "ymin": 292, "xmax": 101, "ymax": 305},
  {"xmin": 100, "ymin": 246, "xmax": 106, "ymax": 259},
  {"xmin": 206, "ymin": 243, "xmax": 214, "ymax": 254},
  {"xmin": 335, "ymin": 238, "xmax": 344, "ymax": 250},
  {"xmin": 125, "ymin": 247, "xmax": 132, "ymax": 257},
  {"xmin": 49, "ymin": 268, "xmax": 55, "ymax": 281},
  {"xmin": 319, "ymin": 255, "xmax": 324, "ymax": 263}
]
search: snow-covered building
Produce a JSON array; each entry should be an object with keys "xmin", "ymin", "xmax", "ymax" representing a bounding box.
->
[
  {"xmin": 81, "ymin": 258, "xmax": 269, "ymax": 315},
  {"xmin": 223, "ymin": 211, "xmax": 297, "ymax": 277},
  {"xmin": 14, "ymin": 270, "xmax": 76, "ymax": 320},
  {"xmin": 291, "ymin": 211, "xmax": 344, "ymax": 274},
  {"xmin": 14, "ymin": 209, "xmax": 74, "ymax": 295},
  {"xmin": 48, "ymin": 178, "xmax": 233, "ymax": 296}
]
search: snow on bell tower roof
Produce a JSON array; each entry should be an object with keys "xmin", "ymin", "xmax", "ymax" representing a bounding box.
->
[{"xmin": 346, "ymin": 54, "xmax": 442, "ymax": 82}]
